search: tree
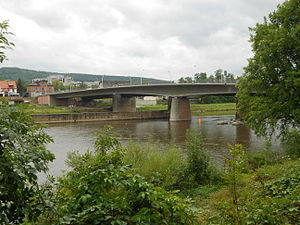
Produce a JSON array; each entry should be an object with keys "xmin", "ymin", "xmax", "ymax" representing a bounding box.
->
[
  {"xmin": 16, "ymin": 78, "xmax": 27, "ymax": 96},
  {"xmin": 224, "ymin": 72, "xmax": 236, "ymax": 83},
  {"xmin": 178, "ymin": 76, "xmax": 193, "ymax": 83},
  {"xmin": 0, "ymin": 103, "xmax": 55, "ymax": 224},
  {"xmin": 0, "ymin": 20, "xmax": 14, "ymax": 63},
  {"xmin": 214, "ymin": 69, "xmax": 223, "ymax": 82},
  {"xmin": 237, "ymin": 0, "xmax": 300, "ymax": 138},
  {"xmin": 208, "ymin": 74, "xmax": 215, "ymax": 83},
  {"xmin": 52, "ymin": 79, "xmax": 65, "ymax": 91},
  {"xmin": 194, "ymin": 72, "xmax": 207, "ymax": 82}
]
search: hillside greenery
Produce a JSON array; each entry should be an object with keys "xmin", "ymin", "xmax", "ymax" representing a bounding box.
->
[{"xmin": 0, "ymin": 67, "xmax": 168, "ymax": 84}]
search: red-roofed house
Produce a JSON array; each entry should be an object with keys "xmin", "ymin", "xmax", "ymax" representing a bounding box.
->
[{"xmin": 0, "ymin": 81, "xmax": 18, "ymax": 97}]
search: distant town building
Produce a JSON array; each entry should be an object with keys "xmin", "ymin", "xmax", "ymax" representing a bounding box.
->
[
  {"xmin": 0, "ymin": 81, "xmax": 18, "ymax": 97},
  {"xmin": 99, "ymin": 80, "xmax": 130, "ymax": 88},
  {"xmin": 32, "ymin": 75, "xmax": 74, "ymax": 86},
  {"xmin": 27, "ymin": 80, "xmax": 54, "ymax": 97},
  {"xmin": 63, "ymin": 76, "xmax": 73, "ymax": 86}
]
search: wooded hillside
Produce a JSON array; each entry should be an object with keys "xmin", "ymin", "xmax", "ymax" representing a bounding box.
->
[{"xmin": 0, "ymin": 67, "xmax": 167, "ymax": 84}]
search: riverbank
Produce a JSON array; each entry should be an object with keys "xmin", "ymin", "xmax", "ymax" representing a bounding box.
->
[
  {"xmin": 137, "ymin": 102, "xmax": 236, "ymax": 116},
  {"xmin": 31, "ymin": 110, "xmax": 169, "ymax": 123},
  {"xmin": 196, "ymin": 158, "xmax": 300, "ymax": 224},
  {"xmin": 24, "ymin": 102, "xmax": 236, "ymax": 115},
  {"xmin": 26, "ymin": 103, "xmax": 236, "ymax": 122}
]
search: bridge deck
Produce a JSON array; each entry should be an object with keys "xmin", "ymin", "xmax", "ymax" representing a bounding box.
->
[{"xmin": 49, "ymin": 83, "xmax": 237, "ymax": 99}]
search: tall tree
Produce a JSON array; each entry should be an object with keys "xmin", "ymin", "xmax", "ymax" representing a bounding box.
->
[
  {"xmin": 16, "ymin": 78, "xmax": 27, "ymax": 96},
  {"xmin": 0, "ymin": 20, "xmax": 14, "ymax": 63},
  {"xmin": 214, "ymin": 69, "xmax": 223, "ymax": 82},
  {"xmin": 237, "ymin": 0, "xmax": 300, "ymax": 138},
  {"xmin": 194, "ymin": 72, "xmax": 207, "ymax": 82}
]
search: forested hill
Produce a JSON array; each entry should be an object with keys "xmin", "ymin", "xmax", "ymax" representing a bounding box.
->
[{"xmin": 0, "ymin": 67, "xmax": 168, "ymax": 84}]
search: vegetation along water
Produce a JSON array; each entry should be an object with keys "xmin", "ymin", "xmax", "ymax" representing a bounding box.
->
[{"xmin": 0, "ymin": 0, "xmax": 299, "ymax": 224}]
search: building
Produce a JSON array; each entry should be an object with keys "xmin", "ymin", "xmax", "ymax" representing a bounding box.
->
[
  {"xmin": 99, "ymin": 80, "xmax": 131, "ymax": 88},
  {"xmin": 27, "ymin": 80, "xmax": 54, "ymax": 97},
  {"xmin": 32, "ymin": 75, "xmax": 74, "ymax": 86},
  {"xmin": 0, "ymin": 81, "xmax": 18, "ymax": 97}
]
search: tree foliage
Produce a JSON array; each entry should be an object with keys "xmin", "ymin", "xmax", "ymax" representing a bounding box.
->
[
  {"xmin": 52, "ymin": 79, "xmax": 65, "ymax": 91},
  {"xmin": 185, "ymin": 129, "xmax": 220, "ymax": 186},
  {"xmin": 16, "ymin": 78, "xmax": 27, "ymax": 96},
  {"xmin": 0, "ymin": 20, "xmax": 14, "ymax": 63},
  {"xmin": 237, "ymin": 0, "xmax": 300, "ymax": 138},
  {"xmin": 0, "ymin": 103, "xmax": 55, "ymax": 224},
  {"xmin": 178, "ymin": 69, "xmax": 236, "ymax": 84}
]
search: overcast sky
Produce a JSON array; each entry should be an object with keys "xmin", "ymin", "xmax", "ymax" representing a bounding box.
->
[{"xmin": 1, "ymin": 0, "xmax": 284, "ymax": 81}]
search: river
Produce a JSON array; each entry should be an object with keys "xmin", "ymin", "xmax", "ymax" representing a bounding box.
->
[{"xmin": 44, "ymin": 115, "xmax": 280, "ymax": 178}]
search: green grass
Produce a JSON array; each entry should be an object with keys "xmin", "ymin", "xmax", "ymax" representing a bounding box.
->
[
  {"xmin": 192, "ymin": 110, "xmax": 236, "ymax": 116},
  {"xmin": 137, "ymin": 103, "xmax": 236, "ymax": 116},
  {"xmin": 190, "ymin": 103, "xmax": 236, "ymax": 111},
  {"xmin": 137, "ymin": 104, "xmax": 167, "ymax": 111},
  {"xmin": 20, "ymin": 104, "xmax": 94, "ymax": 114},
  {"xmin": 23, "ymin": 102, "xmax": 236, "ymax": 115}
]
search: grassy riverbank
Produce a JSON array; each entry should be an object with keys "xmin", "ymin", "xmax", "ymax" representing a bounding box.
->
[
  {"xmin": 137, "ymin": 102, "xmax": 236, "ymax": 116},
  {"xmin": 22, "ymin": 104, "xmax": 109, "ymax": 114},
  {"xmin": 23, "ymin": 102, "xmax": 236, "ymax": 116},
  {"xmin": 197, "ymin": 159, "xmax": 300, "ymax": 224},
  {"xmin": 123, "ymin": 137, "xmax": 300, "ymax": 224}
]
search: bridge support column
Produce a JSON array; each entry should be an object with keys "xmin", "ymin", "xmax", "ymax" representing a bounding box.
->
[
  {"xmin": 47, "ymin": 95, "xmax": 69, "ymax": 106},
  {"xmin": 169, "ymin": 97, "xmax": 191, "ymax": 121},
  {"xmin": 112, "ymin": 94, "xmax": 136, "ymax": 112}
]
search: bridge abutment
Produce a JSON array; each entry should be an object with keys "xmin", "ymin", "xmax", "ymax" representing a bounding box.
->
[
  {"xmin": 169, "ymin": 97, "xmax": 191, "ymax": 121},
  {"xmin": 112, "ymin": 94, "xmax": 136, "ymax": 112},
  {"xmin": 38, "ymin": 95, "xmax": 69, "ymax": 106}
]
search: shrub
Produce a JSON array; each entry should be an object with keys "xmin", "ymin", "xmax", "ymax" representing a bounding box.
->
[
  {"xmin": 283, "ymin": 129, "xmax": 300, "ymax": 158},
  {"xmin": 0, "ymin": 104, "xmax": 54, "ymax": 224},
  {"xmin": 202, "ymin": 156, "xmax": 300, "ymax": 225},
  {"xmin": 36, "ymin": 127, "xmax": 199, "ymax": 224},
  {"xmin": 185, "ymin": 129, "xmax": 221, "ymax": 186},
  {"xmin": 156, "ymin": 98, "xmax": 168, "ymax": 105},
  {"xmin": 247, "ymin": 140, "xmax": 279, "ymax": 169}
]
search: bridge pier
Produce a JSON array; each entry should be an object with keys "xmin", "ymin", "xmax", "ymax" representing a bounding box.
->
[
  {"xmin": 112, "ymin": 94, "xmax": 136, "ymax": 112},
  {"xmin": 45, "ymin": 95, "xmax": 69, "ymax": 106},
  {"xmin": 169, "ymin": 97, "xmax": 191, "ymax": 121}
]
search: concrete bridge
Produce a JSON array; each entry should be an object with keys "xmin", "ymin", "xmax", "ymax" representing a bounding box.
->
[{"xmin": 38, "ymin": 83, "xmax": 237, "ymax": 121}]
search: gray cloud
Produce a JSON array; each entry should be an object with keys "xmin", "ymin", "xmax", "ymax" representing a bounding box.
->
[{"xmin": 0, "ymin": 0, "xmax": 285, "ymax": 80}]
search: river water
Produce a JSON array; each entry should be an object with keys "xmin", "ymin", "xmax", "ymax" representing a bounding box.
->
[{"xmin": 44, "ymin": 115, "xmax": 280, "ymax": 178}]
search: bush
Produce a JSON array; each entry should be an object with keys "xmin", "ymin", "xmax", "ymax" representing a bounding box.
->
[
  {"xmin": 0, "ymin": 104, "xmax": 54, "ymax": 224},
  {"xmin": 185, "ymin": 129, "xmax": 221, "ymax": 186},
  {"xmin": 202, "ymin": 158, "xmax": 300, "ymax": 225},
  {"xmin": 247, "ymin": 140, "xmax": 279, "ymax": 169},
  {"xmin": 283, "ymin": 129, "xmax": 300, "ymax": 158},
  {"xmin": 36, "ymin": 127, "xmax": 200, "ymax": 224},
  {"xmin": 156, "ymin": 98, "xmax": 168, "ymax": 105}
]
